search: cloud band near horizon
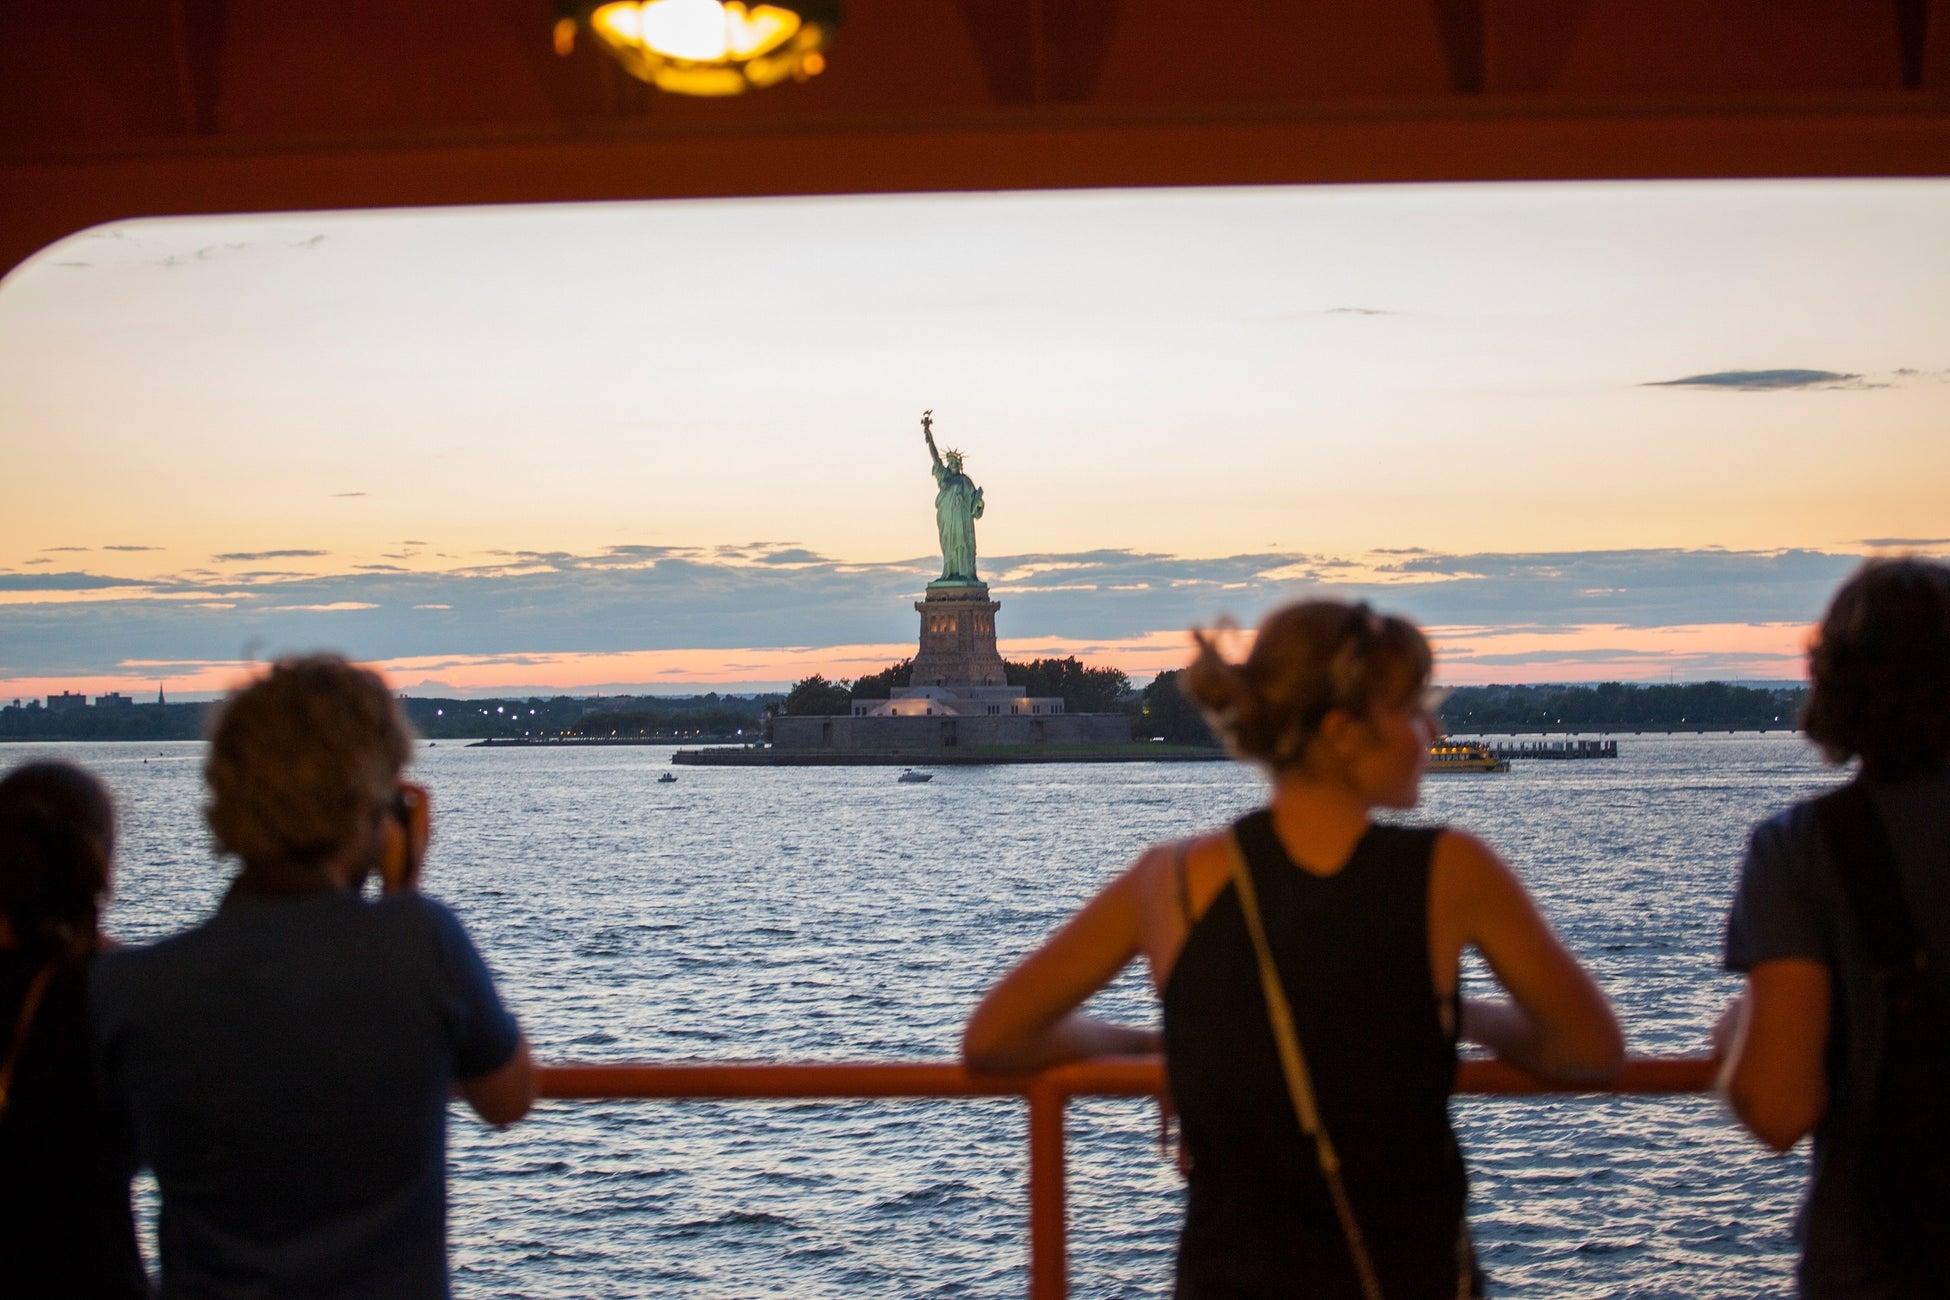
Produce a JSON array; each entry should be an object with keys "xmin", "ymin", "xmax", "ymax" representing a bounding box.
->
[{"xmin": 0, "ymin": 544, "xmax": 1892, "ymax": 698}]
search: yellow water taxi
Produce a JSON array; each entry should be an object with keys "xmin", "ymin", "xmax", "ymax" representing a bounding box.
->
[{"xmin": 1427, "ymin": 739, "xmax": 1510, "ymax": 773}]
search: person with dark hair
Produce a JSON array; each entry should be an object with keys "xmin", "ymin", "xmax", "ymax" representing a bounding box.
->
[
  {"xmin": 0, "ymin": 760, "xmax": 150, "ymax": 1298},
  {"xmin": 1718, "ymin": 557, "xmax": 1950, "ymax": 1297},
  {"xmin": 93, "ymin": 654, "xmax": 534, "ymax": 1299},
  {"xmin": 964, "ymin": 600, "xmax": 1623, "ymax": 1298}
]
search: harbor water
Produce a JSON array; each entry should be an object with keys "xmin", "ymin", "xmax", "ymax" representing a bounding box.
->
[{"xmin": 47, "ymin": 732, "xmax": 1839, "ymax": 1298}]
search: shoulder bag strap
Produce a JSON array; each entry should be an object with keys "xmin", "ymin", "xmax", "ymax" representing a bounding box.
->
[
  {"xmin": 0, "ymin": 958, "xmax": 59, "ymax": 1121},
  {"xmin": 1224, "ymin": 830, "xmax": 1386, "ymax": 1300}
]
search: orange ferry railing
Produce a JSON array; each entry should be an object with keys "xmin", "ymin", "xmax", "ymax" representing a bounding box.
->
[{"xmin": 537, "ymin": 1055, "xmax": 1717, "ymax": 1300}]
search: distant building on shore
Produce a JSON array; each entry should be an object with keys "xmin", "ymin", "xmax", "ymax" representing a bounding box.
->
[
  {"xmin": 95, "ymin": 692, "xmax": 134, "ymax": 708},
  {"xmin": 47, "ymin": 691, "xmax": 88, "ymax": 712}
]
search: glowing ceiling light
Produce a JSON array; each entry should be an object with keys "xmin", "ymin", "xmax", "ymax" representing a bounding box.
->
[{"xmin": 557, "ymin": 0, "xmax": 839, "ymax": 97}]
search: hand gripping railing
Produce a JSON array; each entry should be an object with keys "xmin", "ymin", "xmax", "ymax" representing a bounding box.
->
[{"xmin": 537, "ymin": 1055, "xmax": 1717, "ymax": 1300}]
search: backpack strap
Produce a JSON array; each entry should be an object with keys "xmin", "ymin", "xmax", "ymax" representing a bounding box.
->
[
  {"xmin": 1812, "ymin": 782, "xmax": 1922, "ymax": 974},
  {"xmin": 1811, "ymin": 778, "xmax": 1950, "ymax": 1289}
]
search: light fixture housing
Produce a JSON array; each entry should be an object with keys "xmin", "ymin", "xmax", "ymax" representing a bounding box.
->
[{"xmin": 558, "ymin": 0, "xmax": 840, "ymax": 96}]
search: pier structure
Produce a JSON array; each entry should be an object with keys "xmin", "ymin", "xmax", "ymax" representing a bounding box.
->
[{"xmin": 1490, "ymin": 739, "xmax": 1619, "ymax": 761}]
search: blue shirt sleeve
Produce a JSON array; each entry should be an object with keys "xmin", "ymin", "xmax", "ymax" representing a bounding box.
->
[
  {"xmin": 1724, "ymin": 806, "xmax": 1830, "ymax": 973},
  {"xmin": 420, "ymin": 898, "xmax": 523, "ymax": 1080}
]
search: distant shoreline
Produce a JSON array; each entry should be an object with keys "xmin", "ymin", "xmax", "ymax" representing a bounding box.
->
[
  {"xmin": 0, "ymin": 725, "xmax": 1807, "ymax": 746},
  {"xmin": 0, "ymin": 678, "xmax": 1809, "ymax": 745}
]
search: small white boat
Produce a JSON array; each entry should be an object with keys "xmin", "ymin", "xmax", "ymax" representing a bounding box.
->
[
  {"xmin": 897, "ymin": 769, "xmax": 933, "ymax": 783},
  {"xmin": 657, "ymin": 772, "xmax": 678, "ymax": 784}
]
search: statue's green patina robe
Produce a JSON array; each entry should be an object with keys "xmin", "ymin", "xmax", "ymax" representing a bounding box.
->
[{"xmin": 923, "ymin": 413, "xmax": 983, "ymax": 583}]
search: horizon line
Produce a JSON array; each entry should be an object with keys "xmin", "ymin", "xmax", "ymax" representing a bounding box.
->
[{"xmin": 5, "ymin": 675, "xmax": 1813, "ymax": 707}]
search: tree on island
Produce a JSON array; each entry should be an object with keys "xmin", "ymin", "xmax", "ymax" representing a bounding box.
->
[
  {"xmin": 849, "ymin": 659, "xmax": 913, "ymax": 699},
  {"xmin": 1139, "ymin": 670, "xmax": 1219, "ymax": 746},
  {"xmin": 783, "ymin": 674, "xmax": 854, "ymax": 716},
  {"xmin": 1004, "ymin": 657, "xmax": 1131, "ymax": 715},
  {"xmin": 791, "ymin": 656, "xmax": 1132, "ymax": 715}
]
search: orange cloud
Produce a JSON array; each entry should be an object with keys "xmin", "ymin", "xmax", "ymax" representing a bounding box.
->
[
  {"xmin": 369, "ymin": 633, "xmax": 1198, "ymax": 694},
  {"xmin": 0, "ymin": 621, "xmax": 1812, "ymax": 705}
]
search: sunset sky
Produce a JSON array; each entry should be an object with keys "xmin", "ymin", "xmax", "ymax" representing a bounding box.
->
[{"xmin": 2, "ymin": 180, "xmax": 1945, "ymax": 699}]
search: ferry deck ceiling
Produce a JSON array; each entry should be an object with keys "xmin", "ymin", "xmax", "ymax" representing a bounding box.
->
[{"xmin": 1, "ymin": 1, "xmax": 1947, "ymax": 278}]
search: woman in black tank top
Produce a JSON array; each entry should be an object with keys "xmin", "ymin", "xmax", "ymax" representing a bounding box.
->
[{"xmin": 964, "ymin": 600, "xmax": 1624, "ymax": 1299}]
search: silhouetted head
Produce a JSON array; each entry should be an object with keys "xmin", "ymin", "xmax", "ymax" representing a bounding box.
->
[
  {"xmin": 1182, "ymin": 600, "xmax": 1432, "ymax": 772},
  {"xmin": 205, "ymin": 654, "xmax": 413, "ymax": 884},
  {"xmin": 1803, "ymin": 557, "xmax": 1950, "ymax": 780},
  {"xmin": 0, "ymin": 761, "xmax": 116, "ymax": 961},
  {"xmin": 944, "ymin": 449, "xmax": 964, "ymax": 473}
]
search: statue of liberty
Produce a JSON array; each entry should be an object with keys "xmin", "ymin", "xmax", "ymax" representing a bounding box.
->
[{"xmin": 922, "ymin": 410, "xmax": 983, "ymax": 584}]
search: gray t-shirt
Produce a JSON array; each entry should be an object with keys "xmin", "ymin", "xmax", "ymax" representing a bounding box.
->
[
  {"xmin": 93, "ymin": 888, "xmax": 521, "ymax": 1300},
  {"xmin": 1724, "ymin": 769, "xmax": 1950, "ymax": 1299}
]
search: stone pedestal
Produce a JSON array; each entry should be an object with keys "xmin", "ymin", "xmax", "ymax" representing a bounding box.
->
[{"xmin": 910, "ymin": 582, "xmax": 1008, "ymax": 688}]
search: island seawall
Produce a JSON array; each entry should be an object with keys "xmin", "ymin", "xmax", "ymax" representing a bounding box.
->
[{"xmin": 672, "ymin": 743, "xmax": 1228, "ymax": 766}]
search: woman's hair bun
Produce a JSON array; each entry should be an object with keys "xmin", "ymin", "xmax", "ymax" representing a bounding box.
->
[
  {"xmin": 1183, "ymin": 625, "xmax": 1244, "ymax": 717},
  {"xmin": 1185, "ymin": 600, "xmax": 1431, "ymax": 769}
]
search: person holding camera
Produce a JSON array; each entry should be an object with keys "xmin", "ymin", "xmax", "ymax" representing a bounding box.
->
[{"xmin": 93, "ymin": 654, "xmax": 534, "ymax": 1299}]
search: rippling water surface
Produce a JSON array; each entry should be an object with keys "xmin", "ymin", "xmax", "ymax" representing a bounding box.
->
[{"xmin": 38, "ymin": 733, "xmax": 1839, "ymax": 1297}]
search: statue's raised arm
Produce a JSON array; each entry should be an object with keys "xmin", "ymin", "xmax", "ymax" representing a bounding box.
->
[{"xmin": 922, "ymin": 409, "xmax": 944, "ymax": 472}]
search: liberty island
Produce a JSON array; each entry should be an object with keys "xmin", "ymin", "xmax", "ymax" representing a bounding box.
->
[{"xmin": 686, "ymin": 412, "xmax": 1168, "ymax": 765}]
